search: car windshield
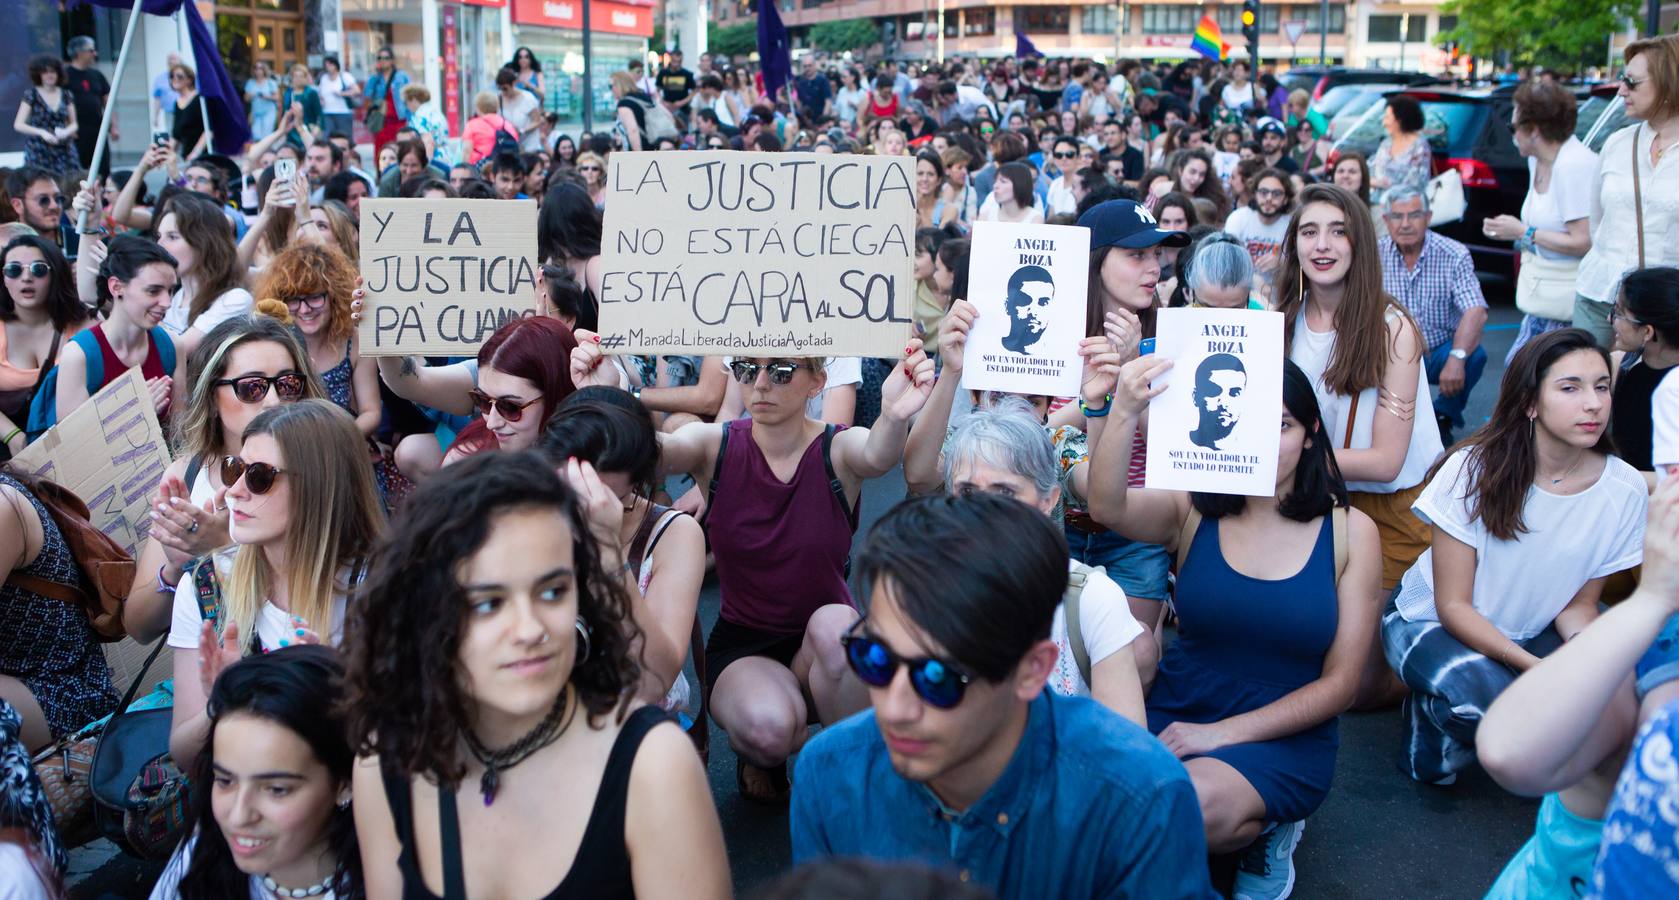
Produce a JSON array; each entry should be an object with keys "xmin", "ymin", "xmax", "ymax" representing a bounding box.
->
[
  {"xmin": 1337, "ymin": 96, "xmax": 1478, "ymax": 156},
  {"xmin": 1583, "ymin": 96, "xmax": 1630, "ymax": 153},
  {"xmin": 1315, "ymin": 84, "xmax": 1391, "ymax": 119}
]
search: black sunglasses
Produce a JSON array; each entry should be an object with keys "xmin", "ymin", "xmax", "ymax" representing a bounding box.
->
[
  {"xmin": 728, "ymin": 360, "xmax": 802, "ymax": 385},
  {"xmin": 469, "ymin": 388, "xmax": 542, "ymax": 421},
  {"xmin": 33, "ymin": 194, "xmax": 65, "ymax": 208},
  {"xmin": 1053, "ymin": 150, "xmax": 1077, "ymax": 159},
  {"xmin": 220, "ymin": 456, "xmax": 286, "ymax": 495},
  {"xmin": 215, "ymin": 372, "xmax": 307, "ymax": 404},
  {"xmin": 3, "ymin": 261, "xmax": 50, "ymax": 279},
  {"xmin": 842, "ymin": 618, "xmax": 972, "ymax": 709}
]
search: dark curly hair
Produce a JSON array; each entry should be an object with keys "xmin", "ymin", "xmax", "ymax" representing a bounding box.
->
[{"xmin": 341, "ymin": 450, "xmax": 641, "ymax": 787}]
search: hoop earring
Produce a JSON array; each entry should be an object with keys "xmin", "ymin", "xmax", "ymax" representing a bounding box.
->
[
  {"xmin": 1297, "ymin": 263, "xmax": 1306, "ymax": 305},
  {"xmin": 574, "ymin": 617, "xmax": 592, "ymax": 667}
]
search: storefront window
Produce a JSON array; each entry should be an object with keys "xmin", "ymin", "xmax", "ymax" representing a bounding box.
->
[{"xmin": 513, "ymin": 28, "xmax": 647, "ymax": 131}]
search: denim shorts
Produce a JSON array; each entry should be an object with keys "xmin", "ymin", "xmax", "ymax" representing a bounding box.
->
[
  {"xmin": 1637, "ymin": 613, "xmax": 1679, "ymax": 700},
  {"xmin": 1065, "ymin": 524, "xmax": 1170, "ymax": 601}
]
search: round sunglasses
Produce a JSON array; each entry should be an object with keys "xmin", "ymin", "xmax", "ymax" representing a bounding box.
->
[
  {"xmin": 842, "ymin": 618, "xmax": 972, "ymax": 709},
  {"xmin": 469, "ymin": 388, "xmax": 542, "ymax": 422},
  {"xmin": 214, "ymin": 373, "xmax": 307, "ymax": 404},
  {"xmin": 3, "ymin": 261, "xmax": 50, "ymax": 279},
  {"xmin": 220, "ymin": 456, "xmax": 286, "ymax": 495}
]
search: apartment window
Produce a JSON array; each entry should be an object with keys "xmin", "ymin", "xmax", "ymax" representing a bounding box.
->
[
  {"xmin": 1081, "ymin": 5, "xmax": 1118, "ymax": 35},
  {"xmin": 1438, "ymin": 15, "xmax": 1459, "ymax": 32},
  {"xmin": 1296, "ymin": 4, "xmax": 1345, "ymax": 33},
  {"xmin": 1142, "ymin": 5, "xmax": 1197, "ymax": 35},
  {"xmin": 966, "ymin": 8, "xmax": 996, "ymax": 36},
  {"xmin": 1368, "ymin": 13, "xmax": 1426, "ymax": 43},
  {"xmin": 1019, "ymin": 6, "xmax": 1072, "ymax": 32},
  {"xmin": 904, "ymin": 18, "xmax": 929, "ymax": 40}
]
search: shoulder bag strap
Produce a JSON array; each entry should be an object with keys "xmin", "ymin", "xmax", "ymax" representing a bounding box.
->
[
  {"xmin": 703, "ymin": 422, "xmax": 731, "ymax": 525},
  {"xmin": 1063, "ymin": 562, "xmax": 1093, "ymax": 687},
  {"xmin": 1633, "ymin": 127, "xmax": 1647, "ymax": 270},
  {"xmin": 820, "ymin": 424, "xmax": 859, "ymax": 531},
  {"xmin": 1342, "ymin": 390, "xmax": 1360, "ymax": 450},
  {"xmin": 183, "ymin": 453, "xmax": 204, "ymax": 491},
  {"xmin": 1175, "ymin": 505, "xmax": 1204, "ymax": 573},
  {"xmin": 28, "ymin": 330, "xmax": 63, "ymax": 402}
]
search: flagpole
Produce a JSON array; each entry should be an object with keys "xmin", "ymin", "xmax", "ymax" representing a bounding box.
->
[{"xmin": 77, "ymin": 0, "xmax": 146, "ymax": 233}]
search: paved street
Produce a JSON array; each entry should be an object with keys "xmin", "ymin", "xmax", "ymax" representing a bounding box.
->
[{"xmin": 71, "ymin": 303, "xmax": 1532, "ymax": 899}]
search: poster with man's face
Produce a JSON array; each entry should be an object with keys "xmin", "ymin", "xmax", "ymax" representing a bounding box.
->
[
  {"xmin": 1145, "ymin": 308, "xmax": 1284, "ymax": 497},
  {"xmin": 962, "ymin": 222, "xmax": 1089, "ymax": 398}
]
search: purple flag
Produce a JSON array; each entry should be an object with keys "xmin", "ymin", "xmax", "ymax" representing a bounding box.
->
[
  {"xmin": 757, "ymin": 0, "xmax": 792, "ymax": 104},
  {"xmin": 68, "ymin": 0, "xmax": 250, "ymax": 154},
  {"xmin": 1016, "ymin": 33, "xmax": 1042, "ymax": 59}
]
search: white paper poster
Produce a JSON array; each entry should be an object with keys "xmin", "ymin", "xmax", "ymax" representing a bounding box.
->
[
  {"xmin": 1145, "ymin": 307, "xmax": 1284, "ymax": 497},
  {"xmin": 960, "ymin": 221, "xmax": 1089, "ymax": 397}
]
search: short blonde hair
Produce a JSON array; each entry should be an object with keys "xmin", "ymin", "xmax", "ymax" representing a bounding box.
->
[
  {"xmin": 473, "ymin": 90, "xmax": 497, "ymax": 115},
  {"xmin": 401, "ymin": 83, "xmax": 431, "ymax": 105},
  {"xmin": 1627, "ymin": 34, "xmax": 1679, "ymax": 121},
  {"xmin": 611, "ymin": 69, "xmax": 637, "ymax": 97}
]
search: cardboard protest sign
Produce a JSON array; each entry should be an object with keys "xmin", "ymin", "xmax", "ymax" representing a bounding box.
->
[
  {"xmin": 961, "ymin": 221, "xmax": 1089, "ymax": 397},
  {"xmin": 597, "ymin": 151, "xmax": 917, "ymax": 357},
  {"xmin": 357, "ymin": 198, "xmax": 540, "ymax": 356},
  {"xmin": 14, "ymin": 368, "xmax": 172, "ymax": 556},
  {"xmin": 1144, "ymin": 308, "xmax": 1284, "ymax": 497}
]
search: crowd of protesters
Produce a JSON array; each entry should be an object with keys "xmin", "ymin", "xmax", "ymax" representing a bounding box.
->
[{"xmin": 2, "ymin": 27, "xmax": 1679, "ymax": 900}]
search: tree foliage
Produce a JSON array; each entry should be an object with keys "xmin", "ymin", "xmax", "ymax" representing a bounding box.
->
[
  {"xmin": 1437, "ymin": 0, "xmax": 1638, "ymax": 70},
  {"xmin": 809, "ymin": 18, "xmax": 880, "ymax": 54},
  {"xmin": 710, "ymin": 23, "xmax": 758, "ymax": 60}
]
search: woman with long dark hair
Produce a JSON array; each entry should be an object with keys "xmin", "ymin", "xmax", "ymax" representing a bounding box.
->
[
  {"xmin": 1610, "ymin": 267, "xmax": 1679, "ymax": 475},
  {"xmin": 1382, "ymin": 328, "xmax": 1645, "ymax": 786},
  {"xmin": 346, "ymin": 451, "xmax": 729, "ymax": 897},
  {"xmin": 537, "ymin": 182, "xmax": 603, "ymax": 301},
  {"xmin": 157, "ymin": 192, "xmax": 254, "ymax": 360},
  {"xmin": 0, "ymin": 235, "xmax": 91, "ymax": 455},
  {"xmin": 149, "ymin": 646, "xmax": 361, "ymax": 900},
  {"xmin": 1087, "ymin": 356, "xmax": 1381, "ymax": 897}
]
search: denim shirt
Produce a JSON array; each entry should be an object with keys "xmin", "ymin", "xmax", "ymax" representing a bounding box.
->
[
  {"xmin": 792, "ymin": 690, "xmax": 1215, "ymax": 900},
  {"xmin": 364, "ymin": 70, "xmax": 412, "ymax": 122}
]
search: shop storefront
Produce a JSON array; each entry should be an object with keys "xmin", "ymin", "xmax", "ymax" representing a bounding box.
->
[
  {"xmin": 340, "ymin": 0, "xmax": 510, "ymax": 135},
  {"xmin": 509, "ymin": 0, "xmax": 653, "ymax": 131},
  {"xmin": 211, "ymin": 0, "xmax": 310, "ymax": 87}
]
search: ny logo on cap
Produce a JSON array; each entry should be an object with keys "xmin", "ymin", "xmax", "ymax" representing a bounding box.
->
[{"xmin": 1134, "ymin": 206, "xmax": 1157, "ymax": 225}]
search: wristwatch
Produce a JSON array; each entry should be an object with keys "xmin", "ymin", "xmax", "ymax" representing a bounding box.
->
[{"xmin": 1449, "ymin": 348, "xmax": 1469, "ymax": 361}]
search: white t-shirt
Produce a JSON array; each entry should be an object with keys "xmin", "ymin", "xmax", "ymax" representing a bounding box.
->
[
  {"xmin": 1651, "ymin": 366, "xmax": 1679, "ymax": 481},
  {"xmin": 1521, "ymin": 137, "xmax": 1598, "ymax": 262},
  {"xmin": 317, "ymin": 71, "xmax": 357, "ymax": 115},
  {"xmin": 1047, "ymin": 562, "xmax": 1144, "ymax": 698},
  {"xmin": 977, "ymin": 195, "xmax": 1046, "ymax": 224},
  {"xmin": 166, "ymin": 550, "xmax": 354, "ymax": 652},
  {"xmin": 1045, "ymin": 175, "xmax": 1078, "ymax": 217},
  {"xmin": 495, "ymin": 89, "xmax": 541, "ymax": 150},
  {"xmin": 163, "ymin": 287, "xmax": 254, "ymax": 337},
  {"xmin": 149, "ymin": 833, "xmax": 342, "ymax": 900},
  {"xmin": 0, "ymin": 844, "xmax": 53, "ymax": 900},
  {"xmin": 1220, "ymin": 82, "xmax": 1257, "ymax": 112},
  {"xmin": 1224, "ymin": 206, "xmax": 1290, "ymax": 296},
  {"xmin": 1394, "ymin": 448, "xmax": 1646, "ymax": 640}
]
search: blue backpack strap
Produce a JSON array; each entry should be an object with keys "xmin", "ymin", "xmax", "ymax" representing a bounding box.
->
[
  {"xmin": 73, "ymin": 329, "xmax": 104, "ymax": 398},
  {"xmin": 184, "ymin": 556, "xmax": 222, "ymax": 626},
  {"xmin": 151, "ymin": 327, "xmax": 177, "ymax": 378}
]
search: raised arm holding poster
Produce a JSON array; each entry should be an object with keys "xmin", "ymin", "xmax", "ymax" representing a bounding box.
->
[
  {"xmin": 356, "ymin": 198, "xmax": 539, "ymax": 357},
  {"xmin": 13, "ymin": 367, "xmax": 171, "ymax": 556},
  {"xmin": 1144, "ymin": 307, "xmax": 1284, "ymax": 497},
  {"xmin": 597, "ymin": 151, "xmax": 917, "ymax": 357},
  {"xmin": 960, "ymin": 221, "xmax": 1089, "ymax": 397}
]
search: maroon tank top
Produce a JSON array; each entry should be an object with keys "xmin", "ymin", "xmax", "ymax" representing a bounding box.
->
[
  {"xmin": 90, "ymin": 323, "xmax": 166, "ymax": 388},
  {"xmin": 705, "ymin": 419, "xmax": 856, "ymax": 635}
]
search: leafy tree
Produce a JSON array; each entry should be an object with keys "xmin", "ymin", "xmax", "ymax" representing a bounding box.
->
[
  {"xmin": 709, "ymin": 23, "xmax": 758, "ymax": 60},
  {"xmin": 1437, "ymin": 0, "xmax": 1637, "ymax": 70},
  {"xmin": 809, "ymin": 18, "xmax": 880, "ymax": 54}
]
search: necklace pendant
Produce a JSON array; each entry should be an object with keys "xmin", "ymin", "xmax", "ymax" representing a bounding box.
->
[{"xmin": 480, "ymin": 767, "xmax": 499, "ymax": 806}]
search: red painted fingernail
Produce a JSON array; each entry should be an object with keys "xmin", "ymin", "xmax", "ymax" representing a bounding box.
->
[{"xmin": 593, "ymin": 335, "xmax": 601, "ymax": 343}]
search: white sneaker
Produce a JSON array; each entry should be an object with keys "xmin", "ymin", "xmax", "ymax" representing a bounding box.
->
[{"xmin": 1234, "ymin": 819, "xmax": 1305, "ymax": 900}]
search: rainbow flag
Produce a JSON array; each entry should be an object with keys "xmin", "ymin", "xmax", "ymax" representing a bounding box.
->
[{"xmin": 1190, "ymin": 14, "xmax": 1229, "ymax": 62}]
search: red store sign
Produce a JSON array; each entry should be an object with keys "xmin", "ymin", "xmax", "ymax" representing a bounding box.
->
[{"xmin": 511, "ymin": 0, "xmax": 655, "ymax": 37}]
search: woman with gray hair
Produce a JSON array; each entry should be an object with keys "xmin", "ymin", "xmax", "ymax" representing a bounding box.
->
[
  {"xmin": 1169, "ymin": 230, "xmax": 1263, "ymax": 310},
  {"xmin": 904, "ymin": 300, "xmax": 1152, "ymax": 718}
]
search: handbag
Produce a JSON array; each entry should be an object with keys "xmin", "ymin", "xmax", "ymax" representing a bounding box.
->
[
  {"xmin": 364, "ymin": 78, "xmax": 389, "ymax": 134},
  {"xmin": 1516, "ymin": 250, "xmax": 1581, "ymax": 322},
  {"xmin": 87, "ymin": 637, "xmax": 188, "ymax": 859},
  {"xmin": 1427, "ymin": 167, "xmax": 1466, "ymax": 227}
]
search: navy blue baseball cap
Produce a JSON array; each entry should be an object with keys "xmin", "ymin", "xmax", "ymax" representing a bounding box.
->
[{"xmin": 1078, "ymin": 200, "xmax": 1192, "ymax": 251}]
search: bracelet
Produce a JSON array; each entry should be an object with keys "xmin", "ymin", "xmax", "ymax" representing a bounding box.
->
[
  {"xmin": 156, "ymin": 563, "xmax": 179, "ymax": 594},
  {"xmin": 1079, "ymin": 393, "xmax": 1114, "ymax": 418},
  {"xmin": 1, "ymin": 427, "xmax": 19, "ymax": 446}
]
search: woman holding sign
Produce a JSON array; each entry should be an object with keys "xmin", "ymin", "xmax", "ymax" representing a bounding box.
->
[
  {"xmin": 571, "ymin": 337, "xmax": 935, "ymax": 804},
  {"xmin": 1086, "ymin": 354, "xmax": 1381, "ymax": 898},
  {"xmin": 1381, "ymin": 328, "xmax": 1645, "ymax": 786}
]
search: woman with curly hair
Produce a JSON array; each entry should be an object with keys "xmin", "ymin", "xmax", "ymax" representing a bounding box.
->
[
  {"xmin": 123, "ymin": 314, "xmax": 327, "ymax": 642},
  {"xmin": 345, "ymin": 451, "xmax": 729, "ymax": 898},
  {"xmin": 149, "ymin": 646, "xmax": 363, "ymax": 900}
]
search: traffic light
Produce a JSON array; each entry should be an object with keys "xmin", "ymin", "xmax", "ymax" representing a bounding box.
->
[{"xmin": 1242, "ymin": 0, "xmax": 1261, "ymax": 67}]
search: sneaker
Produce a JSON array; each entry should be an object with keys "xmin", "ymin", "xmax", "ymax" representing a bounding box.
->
[
  {"xmin": 1234, "ymin": 819, "xmax": 1305, "ymax": 900},
  {"xmin": 1436, "ymin": 413, "xmax": 1455, "ymax": 447}
]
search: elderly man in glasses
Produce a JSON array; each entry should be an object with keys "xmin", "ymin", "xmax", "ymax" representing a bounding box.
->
[
  {"xmin": 6, "ymin": 167, "xmax": 77, "ymax": 261},
  {"xmin": 790, "ymin": 493, "xmax": 1212, "ymax": 900}
]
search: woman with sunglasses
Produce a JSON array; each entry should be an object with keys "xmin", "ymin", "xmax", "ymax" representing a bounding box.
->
[
  {"xmin": 444, "ymin": 316, "xmax": 579, "ymax": 463},
  {"xmin": 149, "ymin": 646, "xmax": 362, "ymax": 900},
  {"xmin": 124, "ymin": 315, "xmax": 327, "ymax": 643},
  {"xmin": 167, "ymin": 399, "xmax": 384, "ymax": 765},
  {"xmin": 346, "ymin": 451, "xmax": 730, "ymax": 899},
  {"xmin": 54, "ymin": 235, "xmax": 186, "ymax": 422},
  {"xmin": 1086, "ymin": 355, "xmax": 1381, "ymax": 895},
  {"xmin": 572, "ymin": 335, "xmax": 934, "ymax": 804},
  {"xmin": 574, "ymin": 152, "xmax": 608, "ymax": 209},
  {"xmin": 0, "ymin": 236, "xmax": 91, "ymax": 458}
]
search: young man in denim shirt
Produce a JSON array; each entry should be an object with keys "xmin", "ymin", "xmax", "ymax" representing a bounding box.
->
[{"xmin": 791, "ymin": 494, "xmax": 1215, "ymax": 899}]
